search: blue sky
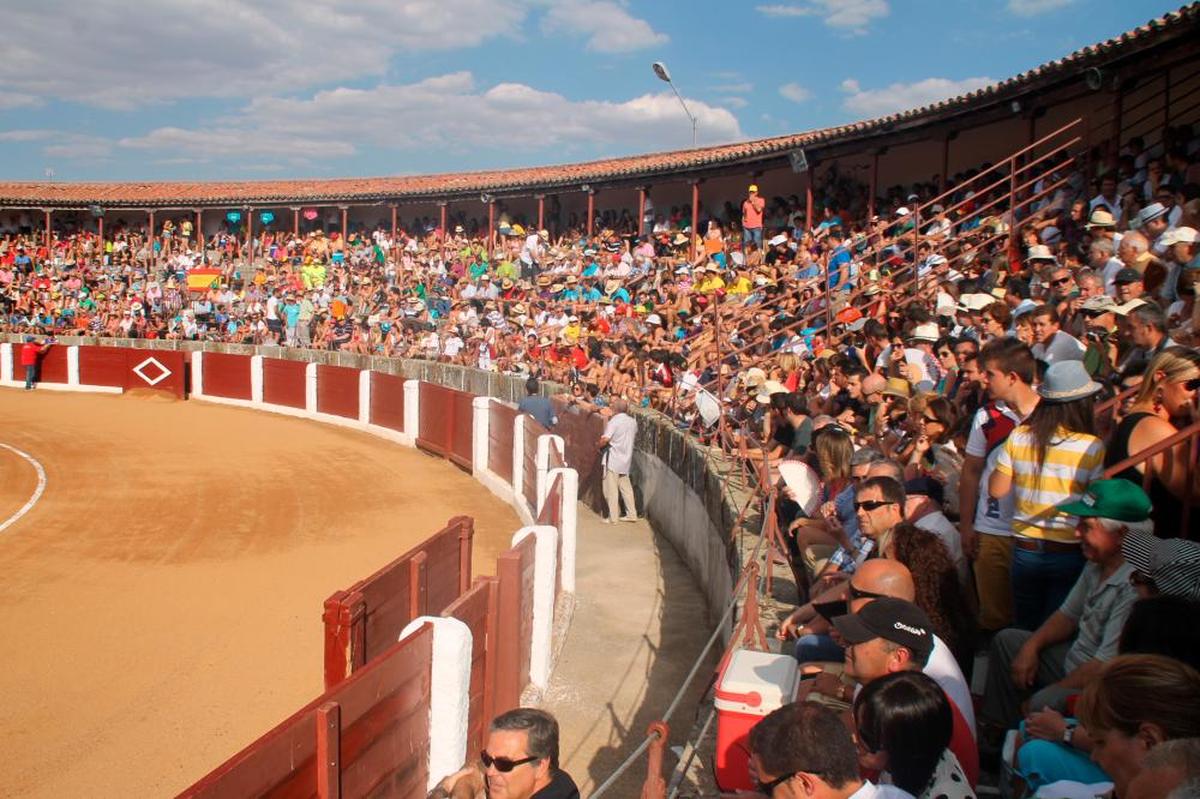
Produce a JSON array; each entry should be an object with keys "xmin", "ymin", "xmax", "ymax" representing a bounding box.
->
[{"xmin": 0, "ymin": 0, "xmax": 1179, "ymax": 183}]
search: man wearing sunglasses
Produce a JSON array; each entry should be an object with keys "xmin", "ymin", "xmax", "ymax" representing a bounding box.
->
[
  {"xmin": 431, "ymin": 708, "xmax": 578, "ymax": 799},
  {"xmin": 749, "ymin": 702, "xmax": 911, "ymax": 799}
]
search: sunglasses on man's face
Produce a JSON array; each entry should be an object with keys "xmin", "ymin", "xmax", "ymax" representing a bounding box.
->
[
  {"xmin": 1050, "ymin": 277, "xmax": 1071, "ymax": 287},
  {"xmin": 757, "ymin": 771, "xmax": 797, "ymax": 796},
  {"xmin": 854, "ymin": 499, "xmax": 896, "ymax": 512},
  {"xmin": 481, "ymin": 752, "xmax": 539, "ymax": 773},
  {"xmin": 1183, "ymin": 378, "xmax": 1200, "ymax": 391}
]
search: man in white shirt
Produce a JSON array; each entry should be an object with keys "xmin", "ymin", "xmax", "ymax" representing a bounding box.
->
[
  {"xmin": 1088, "ymin": 174, "xmax": 1122, "ymax": 219},
  {"xmin": 750, "ymin": 702, "xmax": 914, "ymax": 799},
  {"xmin": 599, "ymin": 398, "xmax": 638, "ymax": 523},
  {"xmin": 1029, "ymin": 305, "xmax": 1085, "ymax": 364}
]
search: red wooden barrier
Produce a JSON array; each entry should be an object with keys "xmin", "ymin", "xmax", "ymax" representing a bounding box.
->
[
  {"xmin": 202, "ymin": 352, "xmax": 252, "ymax": 400},
  {"xmin": 551, "ymin": 402, "xmax": 607, "ymax": 513},
  {"xmin": 122, "ymin": 350, "xmax": 186, "ymax": 398},
  {"xmin": 417, "ymin": 382, "xmax": 454, "ymax": 457},
  {"xmin": 495, "ymin": 535, "xmax": 536, "ymax": 713},
  {"xmin": 317, "ymin": 364, "xmax": 360, "ymax": 420},
  {"xmin": 322, "ymin": 516, "xmax": 474, "ymax": 689},
  {"xmin": 180, "ymin": 623, "xmax": 433, "ymax": 799},
  {"xmin": 449, "ymin": 389, "xmax": 474, "ymax": 471},
  {"xmin": 489, "ymin": 403, "xmax": 517, "ymax": 483},
  {"xmin": 442, "ymin": 577, "xmax": 499, "ymax": 760},
  {"xmin": 36, "ymin": 344, "xmax": 68, "ymax": 384},
  {"xmin": 369, "ymin": 372, "xmax": 405, "ymax": 432},
  {"xmin": 262, "ymin": 357, "xmax": 306, "ymax": 409},
  {"xmin": 77, "ymin": 345, "xmax": 125, "ymax": 388}
]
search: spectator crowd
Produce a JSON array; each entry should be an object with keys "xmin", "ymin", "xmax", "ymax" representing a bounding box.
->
[{"xmin": 6, "ymin": 120, "xmax": 1200, "ymax": 799}]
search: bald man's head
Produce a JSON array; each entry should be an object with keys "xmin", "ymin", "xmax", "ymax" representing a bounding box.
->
[{"xmin": 850, "ymin": 560, "xmax": 915, "ymax": 609}]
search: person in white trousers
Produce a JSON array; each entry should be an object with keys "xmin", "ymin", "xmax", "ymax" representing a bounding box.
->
[{"xmin": 600, "ymin": 398, "xmax": 639, "ymax": 523}]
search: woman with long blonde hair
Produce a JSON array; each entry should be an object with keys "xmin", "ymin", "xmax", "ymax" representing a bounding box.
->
[{"xmin": 1104, "ymin": 346, "xmax": 1200, "ymax": 536}]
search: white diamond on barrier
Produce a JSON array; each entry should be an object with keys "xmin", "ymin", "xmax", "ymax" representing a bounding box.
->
[{"xmin": 132, "ymin": 356, "xmax": 171, "ymax": 387}]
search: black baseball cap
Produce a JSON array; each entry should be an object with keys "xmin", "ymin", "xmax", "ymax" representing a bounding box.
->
[
  {"xmin": 833, "ymin": 597, "xmax": 934, "ymax": 660},
  {"xmin": 1114, "ymin": 267, "xmax": 1143, "ymax": 285}
]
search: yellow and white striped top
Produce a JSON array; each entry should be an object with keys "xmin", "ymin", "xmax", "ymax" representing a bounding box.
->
[{"xmin": 994, "ymin": 425, "xmax": 1106, "ymax": 542}]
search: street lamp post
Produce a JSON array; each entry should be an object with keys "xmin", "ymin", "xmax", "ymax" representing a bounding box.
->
[{"xmin": 652, "ymin": 61, "xmax": 697, "ymax": 148}]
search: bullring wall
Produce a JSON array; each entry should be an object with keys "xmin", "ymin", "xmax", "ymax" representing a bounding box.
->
[{"xmin": 1, "ymin": 333, "xmax": 741, "ymax": 623}]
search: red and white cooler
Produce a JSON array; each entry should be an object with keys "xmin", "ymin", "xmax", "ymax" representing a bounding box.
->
[{"xmin": 713, "ymin": 649, "xmax": 800, "ymax": 792}]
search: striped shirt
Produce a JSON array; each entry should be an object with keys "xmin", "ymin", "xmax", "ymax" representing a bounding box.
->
[{"xmin": 994, "ymin": 425, "xmax": 1106, "ymax": 541}]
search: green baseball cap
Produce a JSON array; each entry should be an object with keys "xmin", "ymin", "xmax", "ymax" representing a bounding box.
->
[{"xmin": 1057, "ymin": 479, "xmax": 1152, "ymax": 522}]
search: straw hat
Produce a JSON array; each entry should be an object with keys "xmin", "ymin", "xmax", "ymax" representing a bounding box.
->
[{"xmin": 882, "ymin": 377, "xmax": 912, "ymax": 400}]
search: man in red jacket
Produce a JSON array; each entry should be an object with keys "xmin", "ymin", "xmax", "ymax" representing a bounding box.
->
[{"xmin": 20, "ymin": 335, "xmax": 53, "ymax": 390}]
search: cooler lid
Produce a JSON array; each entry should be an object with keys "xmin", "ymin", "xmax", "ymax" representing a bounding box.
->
[{"xmin": 714, "ymin": 649, "xmax": 800, "ymax": 716}]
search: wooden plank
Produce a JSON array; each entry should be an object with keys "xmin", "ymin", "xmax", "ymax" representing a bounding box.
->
[{"xmin": 316, "ymin": 703, "xmax": 341, "ymax": 799}]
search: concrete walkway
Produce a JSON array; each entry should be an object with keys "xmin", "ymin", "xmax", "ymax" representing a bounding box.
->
[{"xmin": 541, "ymin": 505, "xmax": 716, "ymax": 797}]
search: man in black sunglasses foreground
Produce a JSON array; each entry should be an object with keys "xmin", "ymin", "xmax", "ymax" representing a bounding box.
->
[
  {"xmin": 427, "ymin": 708, "xmax": 579, "ymax": 799},
  {"xmin": 750, "ymin": 702, "xmax": 911, "ymax": 799}
]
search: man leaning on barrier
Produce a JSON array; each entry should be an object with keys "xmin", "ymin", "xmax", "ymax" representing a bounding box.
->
[{"xmin": 428, "ymin": 708, "xmax": 579, "ymax": 799}]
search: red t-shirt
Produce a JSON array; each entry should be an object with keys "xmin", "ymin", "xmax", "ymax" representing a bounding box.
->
[
  {"xmin": 20, "ymin": 343, "xmax": 41, "ymax": 366},
  {"xmin": 948, "ymin": 697, "xmax": 979, "ymax": 788}
]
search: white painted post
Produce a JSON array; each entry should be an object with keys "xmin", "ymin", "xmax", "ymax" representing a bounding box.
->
[
  {"xmin": 512, "ymin": 413, "xmax": 526, "ymax": 508},
  {"xmin": 510, "ymin": 525, "xmax": 558, "ymax": 690},
  {"xmin": 358, "ymin": 370, "xmax": 371, "ymax": 425},
  {"xmin": 403, "ymin": 379, "xmax": 421, "ymax": 441},
  {"xmin": 66, "ymin": 345, "xmax": 80, "ymax": 386},
  {"xmin": 535, "ymin": 434, "xmax": 564, "ymax": 514},
  {"xmin": 250, "ymin": 355, "xmax": 264, "ymax": 403},
  {"xmin": 399, "ymin": 617, "xmax": 473, "ymax": 792},
  {"xmin": 550, "ymin": 467, "xmax": 579, "ymax": 594},
  {"xmin": 191, "ymin": 351, "xmax": 205, "ymax": 397},
  {"xmin": 305, "ymin": 362, "xmax": 317, "ymax": 413},
  {"xmin": 472, "ymin": 396, "xmax": 491, "ymax": 475},
  {"xmin": 0, "ymin": 343, "xmax": 12, "ymax": 383}
]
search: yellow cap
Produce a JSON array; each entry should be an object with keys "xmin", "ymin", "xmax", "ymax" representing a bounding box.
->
[{"xmin": 749, "ymin": 184, "xmax": 759, "ymax": 192}]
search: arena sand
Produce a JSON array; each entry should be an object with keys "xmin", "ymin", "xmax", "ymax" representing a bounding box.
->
[{"xmin": 0, "ymin": 389, "xmax": 520, "ymax": 798}]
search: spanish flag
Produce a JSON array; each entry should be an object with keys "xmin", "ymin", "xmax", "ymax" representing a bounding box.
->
[{"xmin": 186, "ymin": 268, "xmax": 222, "ymax": 293}]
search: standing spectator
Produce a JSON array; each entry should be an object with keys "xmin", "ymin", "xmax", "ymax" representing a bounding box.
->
[
  {"xmin": 19, "ymin": 334, "xmax": 52, "ymax": 390},
  {"xmin": 517, "ymin": 377, "xmax": 557, "ymax": 430},
  {"xmin": 989, "ymin": 360, "xmax": 1106, "ymax": 630},
  {"xmin": 960, "ymin": 339, "xmax": 1040, "ymax": 633},
  {"xmin": 742, "ymin": 184, "xmax": 766, "ymax": 250},
  {"xmin": 599, "ymin": 397, "xmax": 638, "ymax": 523}
]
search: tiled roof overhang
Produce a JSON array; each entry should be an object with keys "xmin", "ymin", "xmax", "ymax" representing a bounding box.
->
[{"xmin": 1, "ymin": 3, "xmax": 1197, "ymax": 210}]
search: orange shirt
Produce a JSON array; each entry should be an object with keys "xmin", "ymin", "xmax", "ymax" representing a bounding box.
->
[{"xmin": 742, "ymin": 196, "xmax": 765, "ymax": 228}]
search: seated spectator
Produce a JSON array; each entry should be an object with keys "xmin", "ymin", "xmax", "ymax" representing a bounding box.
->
[
  {"xmin": 1076, "ymin": 656, "xmax": 1200, "ymax": 799},
  {"xmin": 980, "ymin": 479, "xmax": 1148, "ymax": 734},
  {"xmin": 749, "ymin": 702, "xmax": 913, "ymax": 799},
  {"xmin": 887, "ymin": 523, "xmax": 976, "ymax": 677},
  {"xmin": 1105, "ymin": 346, "xmax": 1200, "ymax": 535},
  {"xmin": 1126, "ymin": 738, "xmax": 1200, "ymax": 799},
  {"xmin": 429, "ymin": 708, "xmax": 578, "ymax": 799},
  {"xmin": 1121, "ymin": 529, "xmax": 1200, "ymax": 602},
  {"xmin": 853, "ymin": 671, "xmax": 976, "ymax": 799}
]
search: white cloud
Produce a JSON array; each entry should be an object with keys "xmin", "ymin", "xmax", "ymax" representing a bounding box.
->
[
  {"xmin": 757, "ymin": 0, "xmax": 888, "ymax": 31},
  {"xmin": 709, "ymin": 82, "xmax": 754, "ymax": 94},
  {"xmin": 540, "ymin": 0, "xmax": 667, "ymax": 53},
  {"xmin": 0, "ymin": 0, "xmax": 528, "ymax": 109},
  {"xmin": 779, "ymin": 82, "xmax": 813, "ymax": 103},
  {"xmin": 0, "ymin": 92, "xmax": 41, "ymax": 110},
  {"xmin": 840, "ymin": 75, "xmax": 993, "ymax": 117},
  {"xmin": 0, "ymin": 129, "xmax": 113, "ymax": 160},
  {"xmin": 1007, "ymin": 0, "xmax": 1074, "ymax": 16},
  {"xmin": 719, "ymin": 96, "xmax": 749, "ymax": 109},
  {"xmin": 116, "ymin": 72, "xmax": 743, "ymax": 166}
]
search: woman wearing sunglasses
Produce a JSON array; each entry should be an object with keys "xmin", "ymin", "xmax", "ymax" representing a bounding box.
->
[{"xmin": 1104, "ymin": 346, "xmax": 1200, "ymax": 537}]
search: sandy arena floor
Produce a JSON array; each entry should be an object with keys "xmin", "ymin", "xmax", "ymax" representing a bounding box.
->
[{"xmin": 0, "ymin": 389, "xmax": 520, "ymax": 798}]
